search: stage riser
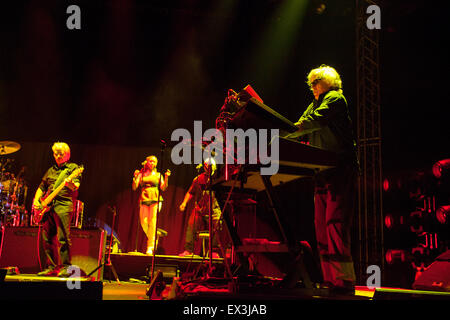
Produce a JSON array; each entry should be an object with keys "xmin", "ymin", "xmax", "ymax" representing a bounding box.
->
[{"xmin": 108, "ymin": 253, "xmax": 224, "ymax": 281}]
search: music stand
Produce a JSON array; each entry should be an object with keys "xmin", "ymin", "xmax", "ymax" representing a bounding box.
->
[{"xmin": 207, "ymin": 159, "xmax": 214, "ymax": 273}]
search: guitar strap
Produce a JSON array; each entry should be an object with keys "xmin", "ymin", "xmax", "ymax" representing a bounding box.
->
[{"xmin": 52, "ymin": 167, "xmax": 70, "ymax": 193}]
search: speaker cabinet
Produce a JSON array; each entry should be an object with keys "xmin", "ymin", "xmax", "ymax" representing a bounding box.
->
[
  {"xmin": 0, "ymin": 226, "xmax": 106, "ymax": 280},
  {"xmin": 0, "ymin": 226, "xmax": 44, "ymax": 273},
  {"xmin": 71, "ymin": 228, "xmax": 107, "ymax": 281}
]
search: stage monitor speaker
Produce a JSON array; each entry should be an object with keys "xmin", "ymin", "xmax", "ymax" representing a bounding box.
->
[
  {"xmin": 412, "ymin": 250, "xmax": 450, "ymax": 292},
  {"xmin": 0, "ymin": 226, "xmax": 44, "ymax": 273},
  {"xmin": 71, "ymin": 228, "xmax": 107, "ymax": 281},
  {"xmin": 0, "ymin": 226, "xmax": 106, "ymax": 281}
]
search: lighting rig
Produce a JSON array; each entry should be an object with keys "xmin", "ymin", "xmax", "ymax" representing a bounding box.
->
[{"xmin": 382, "ymin": 159, "xmax": 450, "ymax": 286}]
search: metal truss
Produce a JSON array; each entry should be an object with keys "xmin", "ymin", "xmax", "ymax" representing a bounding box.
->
[{"xmin": 355, "ymin": 0, "xmax": 384, "ymax": 284}]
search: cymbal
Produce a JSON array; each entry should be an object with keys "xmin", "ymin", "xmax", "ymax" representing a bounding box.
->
[{"xmin": 0, "ymin": 141, "xmax": 21, "ymax": 155}]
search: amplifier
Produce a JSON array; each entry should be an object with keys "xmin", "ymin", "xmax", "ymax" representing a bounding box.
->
[{"xmin": 0, "ymin": 226, "xmax": 106, "ymax": 280}]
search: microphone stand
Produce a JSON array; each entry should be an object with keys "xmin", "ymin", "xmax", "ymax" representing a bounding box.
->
[
  {"xmin": 106, "ymin": 206, "xmax": 120, "ymax": 283},
  {"xmin": 207, "ymin": 163, "xmax": 213, "ymax": 275}
]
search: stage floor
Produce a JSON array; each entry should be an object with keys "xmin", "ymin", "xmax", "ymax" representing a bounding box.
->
[
  {"xmin": 2, "ymin": 253, "xmax": 450, "ymax": 301},
  {"xmin": 89, "ymin": 282, "xmax": 450, "ymax": 300},
  {"xmin": 2, "ymin": 274, "xmax": 450, "ymax": 301},
  {"xmin": 102, "ymin": 282, "xmax": 376, "ymax": 300}
]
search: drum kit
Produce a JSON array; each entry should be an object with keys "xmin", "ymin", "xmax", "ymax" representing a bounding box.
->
[{"xmin": 0, "ymin": 141, "xmax": 29, "ymax": 227}]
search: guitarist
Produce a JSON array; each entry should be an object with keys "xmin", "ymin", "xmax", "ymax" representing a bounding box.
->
[{"xmin": 32, "ymin": 142, "xmax": 82, "ymax": 277}]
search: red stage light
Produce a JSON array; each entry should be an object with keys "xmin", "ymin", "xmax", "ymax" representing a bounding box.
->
[
  {"xmin": 432, "ymin": 159, "xmax": 450, "ymax": 178},
  {"xmin": 384, "ymin": 214, "xmax": 404, "ymax": 229},
  {"xmin": 436, "ymin": 205, "xmax": 449, "ymax": 224},
  {"xmin": 409, "ymin": 210, "xmax": 424, "ymax": 234},
  {"xmin": 384, "ymin": 214, "xmax": 394, "ymax": 229},
  {"xmin": 383, "ymin": 178, "xmax": 390, "ymax": 191},
  {"xmin": 385, "ymin": 249, "xmax": 406, "ymax": 264},
  {"xmin": 418, "ymin": 232, "xmax": 438, "ymax": 250}
]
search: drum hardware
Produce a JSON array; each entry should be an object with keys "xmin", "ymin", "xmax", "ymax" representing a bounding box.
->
[
  {"xmin": 0, "ymin": 143, "xmax": 29, "ymax": 227},
  {"xmin": 0, "ymin": 141, "xmax": 21, "ymax": 155}
]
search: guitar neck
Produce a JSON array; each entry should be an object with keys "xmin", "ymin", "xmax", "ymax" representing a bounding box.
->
[
  {"xmin": 42, "ymin": 182, "xmax": 67, "ymax": 207},
  {"xmin": 41, "ymin": 166, "xmax": 83, "ymax": 207}
]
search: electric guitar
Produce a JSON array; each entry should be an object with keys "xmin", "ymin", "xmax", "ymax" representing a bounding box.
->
[{"xmin": 33, "ymin": 165, "xmax": 84, "ymax": 224}]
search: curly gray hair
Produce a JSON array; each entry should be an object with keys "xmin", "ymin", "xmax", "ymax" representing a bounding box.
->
[{"xmin": 306, "ymin": 64, "xmax": 343, "ymax": 94}]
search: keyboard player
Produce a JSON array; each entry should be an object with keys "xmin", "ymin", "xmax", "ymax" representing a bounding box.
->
[{"xmin": 290, "ymin": 65, "xmax": 359, "ymax": 295}]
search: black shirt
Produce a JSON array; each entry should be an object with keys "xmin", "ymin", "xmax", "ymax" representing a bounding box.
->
[
  {"xmin": 297, "ymin": 90, "xmax": 358, "ymax": 167},
  {"xmin": 38, "ymin": 162, "xmax": 82, "ymax": 214},
  {"xmin": 187, "ymin": 173, "xmax": 221, "ymax": 216}
]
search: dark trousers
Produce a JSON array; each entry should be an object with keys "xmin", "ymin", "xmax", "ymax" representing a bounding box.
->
[
  {"xmin": 41, "ymin": 209, "xmax": 72, "ymax": 268},
  {"xmin": 314, "ymin": 165, "xmax": 356, "ymax": 287},
  {"xmin": 184, "ymin": 209, "xmax": 221, "ymax": 254}
]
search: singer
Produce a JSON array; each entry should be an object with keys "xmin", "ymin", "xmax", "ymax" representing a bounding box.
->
[{"xmin": 132, "ymin": 155, "xmax": 170, "ymax": 255}]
